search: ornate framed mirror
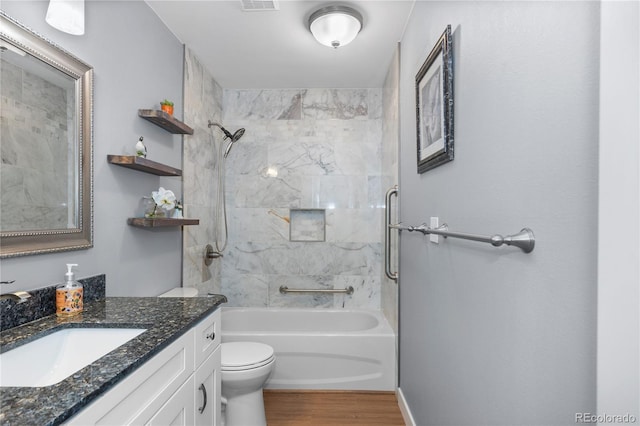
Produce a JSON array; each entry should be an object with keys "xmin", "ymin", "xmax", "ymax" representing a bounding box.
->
[{"xmin": 0, "ymin": 12, "xmax": 93, "ymax": 258}]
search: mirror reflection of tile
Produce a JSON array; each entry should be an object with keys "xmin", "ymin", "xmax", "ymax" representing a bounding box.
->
[{"xmin": 290, "ymin": 209, "xmax": 325, "ymax": 242}]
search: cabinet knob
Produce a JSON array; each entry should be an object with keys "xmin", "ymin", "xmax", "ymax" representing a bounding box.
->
[{"xmin": 206, "ymin": 332, "xmax": 215, "ymax": 341}]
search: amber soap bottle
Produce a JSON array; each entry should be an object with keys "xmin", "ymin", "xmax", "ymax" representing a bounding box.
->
[{"xmin": 56, "ymin": 263, "xmax": 83, "ymax": 317}]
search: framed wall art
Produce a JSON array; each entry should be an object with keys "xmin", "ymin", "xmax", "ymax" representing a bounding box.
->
[{"xmin": 416, "ymin": 24, "xmax": 454, "ymax": 174}]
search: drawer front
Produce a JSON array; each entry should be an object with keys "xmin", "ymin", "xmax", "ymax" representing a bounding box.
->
[{"xmin": 194, "ymin": 309, "xmax": 221, "ymax": 367}]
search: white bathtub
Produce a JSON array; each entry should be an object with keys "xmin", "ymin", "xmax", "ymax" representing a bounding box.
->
[{"xmin": 221, "ymin": 307, "xmax": 396, "ymax": 391}]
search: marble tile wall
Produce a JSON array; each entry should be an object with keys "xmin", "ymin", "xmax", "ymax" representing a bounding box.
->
[
  {"xmin": 182, "ymin": 49, "xmax": 400, "ymax": 317},
  {"xmin": 182, "ymin": 48, "xmax": 224, "ymax": 295},
  {"xmin": 1, "ymin": 59, "xmax": 72, "ymax": 231},
  {"xmin": 381, "ymin": 46, "xmax": 400, "ymax": 333},
  {"xmin": 221, "ymin": 88, "xmax": 384, "ymax": 309}
]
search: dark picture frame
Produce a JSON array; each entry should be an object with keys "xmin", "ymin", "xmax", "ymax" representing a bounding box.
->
[{"xmin": 416, "ymin": 25, "xmax": 454, "ymax": 174}]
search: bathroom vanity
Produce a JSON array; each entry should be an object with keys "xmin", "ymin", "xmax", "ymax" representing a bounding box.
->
[{"xmin": 0, "ymin": 296, "xmax": 226, "ymax": 425}]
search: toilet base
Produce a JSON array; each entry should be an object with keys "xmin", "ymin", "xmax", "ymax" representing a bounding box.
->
[{"xmin": 223, "ymin": 389, "xmax": 267, "ymax": 426}]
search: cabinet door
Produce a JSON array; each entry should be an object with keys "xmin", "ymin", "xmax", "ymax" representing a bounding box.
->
[
  {"xmin": 195, "ymin": 346, "xmax": 221, "ymax": 426},
  {"xmin": 146, "ymin": 375, "xmax": 195, "ymax": 426}
]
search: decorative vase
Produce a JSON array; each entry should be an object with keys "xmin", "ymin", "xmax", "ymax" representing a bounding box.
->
[{"xmin": 143, "ymin": 197, "xmax": 167, "ymax": 218}]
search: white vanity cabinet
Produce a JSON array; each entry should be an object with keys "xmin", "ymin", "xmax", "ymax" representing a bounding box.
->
[{"xmin": 67, "ymin": 309, "xmax": 221, "ymax": 426}]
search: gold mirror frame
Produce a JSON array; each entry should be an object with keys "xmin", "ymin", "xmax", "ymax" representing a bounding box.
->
[{"xmin": 0, "ymin": 12, "xmax": 93, "ymax": 258}]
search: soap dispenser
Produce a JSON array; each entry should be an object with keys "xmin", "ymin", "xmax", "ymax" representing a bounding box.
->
[{"xmin": 56, "ymin": 263, "xmax": 83, "ymax": 317}]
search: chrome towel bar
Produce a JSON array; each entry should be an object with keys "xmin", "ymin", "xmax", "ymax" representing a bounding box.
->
[
  {"xmin": 390, "ymin": 223, "xmax": 535, "ymax": 253},
  {"xmin": 279, "ymin": 286, "xmax": 355, "ymax": 295}
]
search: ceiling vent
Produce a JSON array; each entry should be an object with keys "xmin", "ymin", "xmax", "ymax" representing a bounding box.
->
[{"xmin": 241, "ymin": 0, "xmax": 279, "ymax": 11}]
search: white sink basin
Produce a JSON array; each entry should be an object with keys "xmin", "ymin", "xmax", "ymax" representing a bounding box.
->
[{"xmin": 0, "ymin": 327, "xmax": 146, "ymax": 387}]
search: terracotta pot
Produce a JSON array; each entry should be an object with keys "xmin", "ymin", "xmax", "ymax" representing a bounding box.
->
[{"xmin": 161, "ymin": 104, "xmax": 174, "ymax": 115}]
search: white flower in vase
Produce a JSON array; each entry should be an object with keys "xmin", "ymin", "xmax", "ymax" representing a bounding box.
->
[
  {"xmin": 145, "ymin": 187, "xmax": 176, "ymax": 218},
  {"xmin": 152, "ymin": 187, "xmax": 176, "ymax": 211}
]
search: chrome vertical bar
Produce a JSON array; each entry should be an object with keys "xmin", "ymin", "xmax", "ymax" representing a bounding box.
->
[{"xmin": 385, "ymin": 185, "xmax": 399, "ymax": 281}]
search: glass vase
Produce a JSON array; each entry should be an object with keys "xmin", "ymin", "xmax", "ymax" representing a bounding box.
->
[{"xmin": 143, "ymin": 197, "xmax": 167, "ymax": 218}]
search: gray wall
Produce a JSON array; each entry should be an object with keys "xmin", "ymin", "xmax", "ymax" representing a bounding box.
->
[
  {"xmin": 0, "ymin": 1, "xmax": 184, "ymax": 296},
  {"xmin": 398, "ymin": 2, "xmax": 599, "ymax": 425}
]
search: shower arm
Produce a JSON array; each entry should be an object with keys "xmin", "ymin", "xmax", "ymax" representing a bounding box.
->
[{"xmin": 207, "ymin": 121, "xmax": 232, "ymax": 139}]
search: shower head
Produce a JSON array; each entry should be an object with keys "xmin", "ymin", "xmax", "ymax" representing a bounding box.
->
[
  {"xmin": 208, "ymin": 121, "xmax": 231, "ymax": 138},
  {"xmin": 208, "ymin": 121, "xmax": 244, "ymax": 141},
  {"xmin": 231, "ymin": 127, "xmax": 245, "ymax": 142},
  {"xmin": 223, "ymin": 128, "xmax": 245, "ymax": 158},
  {"xmin": 208, "ymin": 121, "xmax": 246, "ymax": 158}
]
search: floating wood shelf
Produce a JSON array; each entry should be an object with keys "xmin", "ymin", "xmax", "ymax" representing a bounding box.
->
[
  {"xmin": 138, "ymin": 109, "xmax": 194, "ymax": 135},
  {"xmin": 127, "ymin": 218, "xmax": 199, "ymax": 228},
  {"xmin": 107, "ymin": 155, "xmax": 182, "ymax": 176}
]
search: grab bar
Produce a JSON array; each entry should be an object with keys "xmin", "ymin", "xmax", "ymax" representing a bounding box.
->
[
  {"xmin": 279, "ymin": 286, "xmax": 354, "ymax": 295},
  {"xmin": 385, "ymin": 185, "xmax": 399, "ymax": 281},
  {"xmin": 390, "ymin": 223, "xmax": 535, "ymax": 253}
]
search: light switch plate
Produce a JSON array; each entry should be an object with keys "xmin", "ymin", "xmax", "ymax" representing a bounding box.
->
[{"xmin": 430, "ymin": 217, "xmax": 439, "ymax": 243}]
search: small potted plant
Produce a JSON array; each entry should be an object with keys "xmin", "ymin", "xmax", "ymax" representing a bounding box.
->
[{"xmin": 160, "ymin": 99, "xmax": 174, "ymax": 116}]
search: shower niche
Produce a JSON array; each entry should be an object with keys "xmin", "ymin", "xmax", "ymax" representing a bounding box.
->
[
  {"xmin": 106, "ymin": 109, "xmax": 198, "ymax": 228},
  {"xmin": 289, "ymin": 209, "xmax": 326, "ymax": 242}
]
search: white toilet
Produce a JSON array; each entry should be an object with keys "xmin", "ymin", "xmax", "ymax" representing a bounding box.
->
[
  {"xmin": 221, "ymin": 341, "xmax": 275, "ymax": 426},
  {"xmin": 159, "ymin": 287, "xmax": 275, "ymax": 426}
]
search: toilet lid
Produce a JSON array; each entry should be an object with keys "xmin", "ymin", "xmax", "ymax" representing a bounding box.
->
[{"xmin": 221, "ymin": 342, "xmax": 275, "ymax": 371}]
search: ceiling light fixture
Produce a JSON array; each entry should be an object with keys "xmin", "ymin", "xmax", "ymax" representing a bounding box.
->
[
  {"xmin": 45, "ymin": 0, "xmax": 85, "ymax": 35},
  {"xmin": 308, "ymin": 5, "xmax": 363, "ymax": 49}
]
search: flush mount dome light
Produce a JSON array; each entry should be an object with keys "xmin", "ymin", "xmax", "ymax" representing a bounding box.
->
[{"xmin": 308, "ymin": 5, "xmax": 363, "ymax": 49}]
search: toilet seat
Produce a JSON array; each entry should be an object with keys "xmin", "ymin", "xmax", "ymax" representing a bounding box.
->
[{"xmin": 222, "ymin": 342, "xmax": 275, "ymax": 371}]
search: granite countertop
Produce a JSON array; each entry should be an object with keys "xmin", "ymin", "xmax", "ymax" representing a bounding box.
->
[{"xmin": 0, "ymin": 295, "xmax": 227, "ymax": 426}]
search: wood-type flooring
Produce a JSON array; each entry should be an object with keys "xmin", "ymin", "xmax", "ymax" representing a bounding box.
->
[{"xmin": 263, "ymin": 390, "xmax": 406, "ymax": 426}]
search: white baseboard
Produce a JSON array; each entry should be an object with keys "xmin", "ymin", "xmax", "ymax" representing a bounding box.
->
[{"xmin": 396, "ymin": 387, "xmax": 416, "ymax": 426}]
